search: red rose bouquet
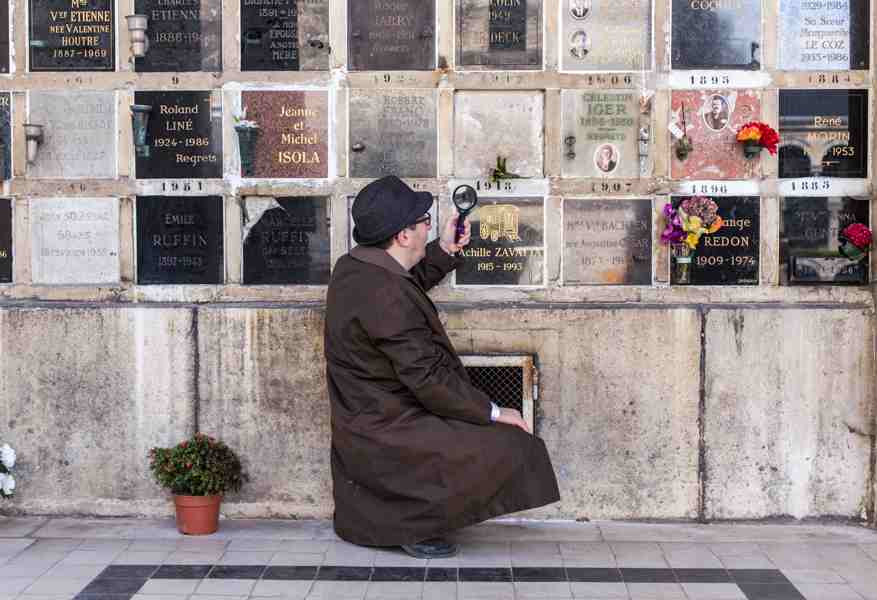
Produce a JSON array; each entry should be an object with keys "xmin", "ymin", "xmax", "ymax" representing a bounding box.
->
[
  {"xmin": 736, "ymin": 121, "xmax": 780, "ymax": 158},
  {"xmin": 839, "ymin": 223, "xmax": 872, "ymax": 261}
]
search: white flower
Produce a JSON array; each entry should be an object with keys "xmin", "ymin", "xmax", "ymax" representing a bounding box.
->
[
  {"xmin": 0, "ymin": 444, "xmax": 15, "ymax": 469},
  {"xmin": 0, "ymin": 473, "xmax": 15, "ymax": 496}
]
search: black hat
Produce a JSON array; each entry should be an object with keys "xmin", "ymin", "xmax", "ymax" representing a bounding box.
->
[{"xmin": 352, "ymin": 176, "xmax": 433, "ymax": 246}]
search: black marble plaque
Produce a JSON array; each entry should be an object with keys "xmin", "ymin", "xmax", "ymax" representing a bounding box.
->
[
  {"xmin": 489, "ymin": 0, "xmax": 527, "ymax": 51},
  {"xmin": 136, "ymin": 196, "xmax": 223, "ymax": 284},
  {"xmin": 0, "ymin": 93, "xmax": 10, "ymax": 181},
  {"xmin": 0, "ymin": 198, "xmax": 11, "ymax": 283},
  {"xmin": 0, "ymin": 1, "xmax": 9, "ymax": 73},
  {"xmin": 348, "ymin": 0, "xmax": 436, "ymax": 71},
  {"xmin": 134, "ymin": 91, "xmax": 223, "ymax": 180},
  {"xmin": 672, "ymin": 0, "xmax": 761, "ymax": 69},
  {"xmin": 779, "ymin": 89, "xmax": 868, "ymax": 179},
  {"xmin": 671, "ymin": 196, "xmax": 759, "ymax": 286},
  {"xmin": 781, "ymin": 196, "xmax": 868, "ymax": 285},
  {"xmin": 134, "ymin": 0, "xmax": 222, "ymax": 72},
  {"xmin": 456, "ymin": 197, "xmax": 544, "ymax": 286},
  {"xmin": 243, "ymin": 196, "xmax": 330, "ymax": 285},
  {"xmin": 29, "ymin": 0, "xmax": 114, "ymax": 71}
]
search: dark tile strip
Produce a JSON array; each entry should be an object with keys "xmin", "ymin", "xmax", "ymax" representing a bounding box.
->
[
  {"xmin": 425, "ymin": 567, "xmax": 458, "ymax": 582},
  {"xmin": 153, "ymin": 564, "xmax": 213, "ymax": 579},
  {"xmin": 513, "ymin": 567, "xmax": 567, "ymax": 582},
  {"xmin": 566, "ymin": 567, "xmax": 623, "ymax": 582},
  {"xmin": 729, "ymin": 569, "xmax": 792, "ymax": 584},
  {"xmin": 620, "ymin": 568, "xmax": 678, "ymax": 583},
  {"xmin": 98, "ymin": 565, "xmax": 160, "ymax": 579},
  {"xmin": 674, "ymin": 568, "xmax": 732, "ymax": 583},
  {"xmin": 316, "ymin": 566, "xmax": 373, "ymax": 581},
  {"xmin": 208, "ymin": 565, "xmax": 267, "ymax": 579},
  {"xmin": 737, "ymin": 582, "xmax": 807, "ymax": 600},
  {"xmin": 458, "ymin": 567, "xmax": 512, "ymax": 582},
  {"xmin": 370, "ymin": 566, "xmax": 425, "ymax": 582},
  {"xmin": 263, "ymin": 565, "xmax": 319, "ymax": 580}
]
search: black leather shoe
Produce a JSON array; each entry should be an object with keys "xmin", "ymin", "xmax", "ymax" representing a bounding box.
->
[{"xmin": 400, "ymin": 537, "xmax": 458, "ymax": 559}]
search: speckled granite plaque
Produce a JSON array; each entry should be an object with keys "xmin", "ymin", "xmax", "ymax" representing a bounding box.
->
[
  {"xmin": 457, "ymin": 0, "xmax": 542, "ymax": 69},
  {"xmin": 349, "ymin": 89, "xmax": 436, "ymax": 178},
  {"xmin": 241, "ymin": 90, "xmax": 328, "ymax": 179},
  {"xmin": 670, "ymin": 89, "xmax": 762, "ymax": 180},
  {"xmin": 560, "ymin": 0, "xmax": 651, "ymax": 71},
  {"xmin": 672, "ymin": 0, "xmax": 761, "ymax": 69},
  {"xmin": 778, "ymin": 0, "xmax": 870, "ymax": 70}
]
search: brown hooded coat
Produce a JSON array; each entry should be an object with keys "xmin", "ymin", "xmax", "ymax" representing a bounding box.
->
[{"xmin": 324, "ymin": 239, "xmax": 560, "ymax": 547}]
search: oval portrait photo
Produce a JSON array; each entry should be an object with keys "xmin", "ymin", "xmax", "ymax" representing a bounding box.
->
[
  {"xmin": 594, "ymin": 144, "xmax": 618, "ymax": 174},
  {"xmin": 569, "ymin": 30, "xmax": 591, "ymax": 60},
  {"xmin": 570, "ymin": 0, "xmax": 592, "ymax": 20},
  {"xmin": 703, "ymin": 94, "xmax": 730, "ymax": 132}
]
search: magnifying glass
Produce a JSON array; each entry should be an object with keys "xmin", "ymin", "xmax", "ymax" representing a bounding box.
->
[{"xmin": 452, "ymin": 185, "xmax": 478, "ymax": 243}]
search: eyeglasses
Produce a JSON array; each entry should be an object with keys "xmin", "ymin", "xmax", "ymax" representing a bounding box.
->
[{"xmin": 412, "ymin": 214, "xmax": 431, "ymax": 228}]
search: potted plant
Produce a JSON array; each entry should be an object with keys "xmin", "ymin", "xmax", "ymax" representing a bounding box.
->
[
  {"xmin": 149, "ymin": 433, "xmax": 247, "ymax": 535},
  {"xmin": 735, "ymin": 121, "xmax": 779, "ymax": 159},
  {"xmin": 0, "ymin": 441, "xmax": 16, "ymax": 498}
]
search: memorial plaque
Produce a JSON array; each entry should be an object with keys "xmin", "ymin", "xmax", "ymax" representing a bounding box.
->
[
  {"xmin": 347, "ymin": 194, "xmax": 438, "ymax": 249},
  {"xmin": 670, "ymin": 196, "xmax": 759, "ymax": 286},
  {"xmin": 241, "ymin": 90, "xmax": 328, "ymax": 179},
  {"xmin": 30, "ymin": 197, "xmax": 119, "ymax": 285},
  {"xmin": 29, "ymin": 0, "xmax": 114, "ymax": 71},
  {"xmin": 780, "ymin": 196, "xmax": 869, "ymax": 284},
  {"xmin": 349, "ymin": 89, "xmax": 436, "ymax": 178},
  {"xmin": 457, "ymin": 0, "xmax": 542, "ymax": 69},
  {"xmin": 243, "ymin": 196, "xmax": 330, "ymax": 285},
  {"xmin": 0, "ymin": 1, "xmax": 11, "ymax": 73},
  {"xmin": 348, "ymin": 0, "xmax": 436, "ymax": 71},
  {"xmin": 454, "ymin": 91, "xmax": 544, "ymax": 179},
  {"xmin": 560, "ymin": 0, "xmax": 651, "ymax": 71},
  {"xmin": 670, "ymin": 90, "xmax": 762, "ymax": 180},
  {"xmin": 29, "ymin": 91, "xmax": 116, "ymax": 179},
  {"xmin": 778, "ymin": 0, "xmax": 870, "ymax": 70},
  {"xmin": 672, "ymin": 0, "xmax": 761, "ymax": 69},
  {"xmin": 0, "ymin": 198, "xmax": 11, "ymax": 283},
  {"xmin": 241, "ymin": 0, "xmax": 330, "ymax": 71},
  {"xmin": 563, "ymin": 199, "xmax": 652, "ymax": 285},
  {"xmin": 779, "ymin": 89, "xmax": 868, "ymax": 179},
  {"xmin": 561, "ymin": 90, "xmax": 642, "ymax": 178},
  {"xmin": 0, "ymin": 93, "xmax": 11, "ymax": 181},
  {"xmin": 134, "ymin": 91, "xmax": 223, "ymax": 180},
  {"xmin": 136, "ymin": 196, "xmax": 223, "ymax": 285},
  {"xmin": 455, "ymin": 197, "xmax": 544, "ymax": 286},
  {"xmin": 134, "ymin": 0, "xmax": 221, "ymax": 72}
]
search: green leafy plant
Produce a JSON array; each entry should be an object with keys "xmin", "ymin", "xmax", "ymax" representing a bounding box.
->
[
  {"xmin": 489, "ymin": 156, "xmax": 522, "ymax": 182},
  {"xmin": 149, "ymin": 433, "xmax": 247, "ymax": 496}
]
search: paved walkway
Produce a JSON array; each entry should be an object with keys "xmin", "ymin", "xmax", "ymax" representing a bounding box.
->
[{"xmin": 0, "ymin": 518, "xmax": 875, "ymax": 600}]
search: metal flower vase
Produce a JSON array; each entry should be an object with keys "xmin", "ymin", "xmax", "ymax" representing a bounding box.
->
[
  {"xmin": 672, "ymin": 244, "xmax": 693, "ymax": 284},
  {"xmin": 839, "ymin": 240, "xmax": 867, "ymax": 262},
  {"xmin": 742, "ymin": 140, "xmax": 762, "ymax": 159},
  {"xmin": 235, "ymin": 124, "xmax": 260, "ymax": 177}
]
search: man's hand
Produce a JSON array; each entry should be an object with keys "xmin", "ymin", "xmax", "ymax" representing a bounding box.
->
[
  {"xmin": 439, "ymin": 209, "xmax": 471, "ymax": 255},
  {"xmin": 496, "ymin": 407, "xmax": 531, "ymax": 434}
]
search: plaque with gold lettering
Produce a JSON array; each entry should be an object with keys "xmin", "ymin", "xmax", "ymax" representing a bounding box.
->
[
  {"xmin": 134, "ymin": 0, "xmax": 221, "ymax": 72},
  {"xmin": 349, "ymin": 89, "xmax": 436, "ymax": 178},
  {"xmin": 779, "ymin": 90, "xmax": 868, "ymax": 179},
  {"xmin": 348, "ymin": 0, "xmax": 436, "ymax": 71},
  {"xmin": 672, "ymin": 0, "xmax": 761, "ymax": 69},
  {"xmin": 241, "ymin": 0, "xmax": 330, "ymax": 71},
  {"xmin": 243, "ymin": 196, "xmax": 330, "ymax": 285},
  {"xmin": 560, "ymin": 0, "xmax": 651, "ymax": 72},
  {"xmin": 778, "ymin": 0, "xmax": 870, "ymax": 70},
  {"xmin": 670, "ymin": 89, "xmax": 762, "ymax": 180},
  {"xmin": 29, "ymin": 0, "xmax": 114, "ymax": 71},
  {"xmin": 136, "ymin": 196, "xmax": 223, "ymax": 285},
  {"xmin": 0, "ymin": 198, "xmax": 10, "ymax": 283},
  {"xmin": 456, "ymin": 197, "xmax": 544, "ymax": 286},
  {"xmin": 670, "ymin": 196, "xmax": 759, "ymax": 286},
  {"xmin": 241, "ymin": 90, "xmax": 328, "ymax": 179},
  {"xmin": 457, "ymin": 0, "xmax": 542, "ymax": 69},
  {"xmin": 563, "ymin": 199, "xmax": 652, "ymax": 285},
  {"xmin": 781, "ymin": 196, "xmax": 869, "ymax": 285},
  {"xmin": 134, "ymin": 91, "xmax": 223, "ymax": 180},
  {"xmin": 0, "ymin": 93, "xmax": 10, "ymax": 181},
  {"xmin": 0, "ymin": 1, "xmax": 10, "ymax": 73}
]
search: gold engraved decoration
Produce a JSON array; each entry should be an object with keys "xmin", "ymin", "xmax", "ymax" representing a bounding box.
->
[{"xmin": 478, "ymin": 205, "xmax": 522, "ymax": 242}]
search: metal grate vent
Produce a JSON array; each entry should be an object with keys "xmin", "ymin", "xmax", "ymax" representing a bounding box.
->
[{"xmin": 461, "ymin": 355, "xmax": 536, "ymax": 431}]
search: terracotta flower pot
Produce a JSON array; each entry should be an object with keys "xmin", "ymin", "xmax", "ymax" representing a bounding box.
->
[{"xmin": 174, "ymin": 495, "xmax": 222, "ymax": 535}]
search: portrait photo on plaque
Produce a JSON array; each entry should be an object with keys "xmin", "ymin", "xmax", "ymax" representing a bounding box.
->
[
  {"xmin": 136, "ymin": 196, "xmax": 224, "ymax": 285},
  {"xmin": 346, "ymin": 194, "xmax": 438, "ymax": 249},
  {"xmin": 348, "ymin": 0, "xmax": 436, "ymax": 71},
  {"xmin": 240, "ymin": 0, "xmax": 330, "ymax": 71},
  {"xmin": 780, "ymin": 196, "xmax": 869, "ymax": 285},
  {"xmin": 455, "ymin": 197, "xmax": 545, "ymax": 287},
  {"xmin": 349, "ymin": 89, "xmax": 437, "ymax": 178},
  {"xmin": 0, "ymin": 198, "xmax": 11, "ymax": 283},
  {"xmin": 0, "ymin": 92, "xmax": 11, "ymax": 181},
  {"xmin": 240, "ymin": 90, "xmax": 328, "ymax": 179},
  {"xmin": 134, "ymin": 0, "xmax": 222, "ymax": 72},
  {"xmin": 779, "ymin": 89, "xmax": 868, "ymax": 179},
  {"xmin": 778, "ymin": 0, "xmax": 870, "ymax": 71},
  {"xmin": 561, "ymin": 90, "xmax": 643, "ymax": 178},
  {"xmin": 669, "ymin": 196, "xmax": 759, "ymax": 286},
  {"xmin": 243, "ymin": 196, "xmax": 331, "ymax": 285},
  {"xmin": 29, "ymin": 0, "xmax": 114, "ymax": 71},
  {"xmin": 672, "ymin": 0, "xmax": 761, "ymax": 69},
  {"xmin": 457, "ymin": 0, "xmax": 542, "ymax": 69},
  {"xmin": 563, "ymin": 198, "xmax": 652, "ymax": 285},
  {"xmin": 560, "ymin": 0, "xmax": 651, "ymax": 71},
  {"xmin": 670, "ymin": 90, "xmax": 762, "ymax": 180},
  {"xmin": 134, "ymin": 91, "xmax": 223, "ymax": 180}
]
